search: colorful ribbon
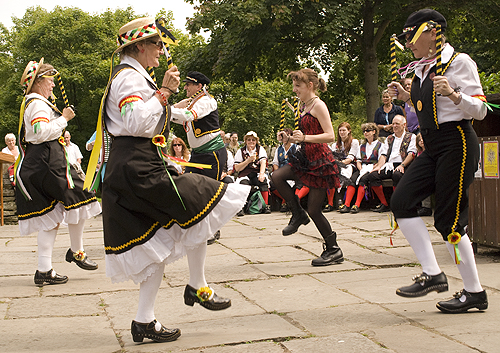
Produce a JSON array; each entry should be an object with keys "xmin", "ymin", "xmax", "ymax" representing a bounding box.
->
[{"xmin": 388, "ymin": 213, "xmax": 398, "ymax": 246}]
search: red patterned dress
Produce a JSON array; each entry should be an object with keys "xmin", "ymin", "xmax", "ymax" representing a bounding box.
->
[{"xmin": 288, "ymin": 107, "xmax": 340, "ymax": 189}]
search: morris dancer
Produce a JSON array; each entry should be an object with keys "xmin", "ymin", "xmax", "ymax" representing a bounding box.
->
[
  {"xmin": 389, "ymin": 9, "xmax": 488, "ymax": 313},
  {"xmin": 93, "ymin": 17, "xmax": 249, "ymax": 343},
  {"xmin": 170, "ymin": 71, "xmax": 227, "ymax": 244},
  {"xmin": 16, "ymin": 59, "xmax": 101, "ymax": 286}
]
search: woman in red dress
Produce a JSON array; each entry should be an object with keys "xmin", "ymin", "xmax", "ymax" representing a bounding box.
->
[{"xmin": 271, "ymin": 68, "xmax": 343, "ymax": 266}]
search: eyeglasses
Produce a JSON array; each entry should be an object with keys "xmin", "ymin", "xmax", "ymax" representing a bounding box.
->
[
  {"xmin": 147, "ymin": 39, "xmax": 163, "ymax": 49},
  {"xmin": 38, "ymin": 69, "xmax": 58, "ymax": 78},
  {"xmin": 363, "ymin": 129, "xmax": 374, "ymax": 133},
  {"xmin": 172, "ymin": 144, "xmax": 182, "ymax": 147}
]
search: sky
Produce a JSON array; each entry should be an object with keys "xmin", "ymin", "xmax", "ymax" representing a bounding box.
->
[{"xmin": 0, "ymin": 0, "xmax": 196, "ymax": 32}]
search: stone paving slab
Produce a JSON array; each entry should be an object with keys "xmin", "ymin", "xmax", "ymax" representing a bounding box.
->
[
  {"xmin": 231, "ymin": 275, "xmax": 363, "ymax": 313},
  {"xmin": 218, "ymin": 233, "xmax": 313, "ymax": 249},
  {"xmin": 234, "ymin": 245, "xmax": 314, "ymax": 263},
  {"xmin": 366, "ymin": 322, "xmax": 479, "ymax": 353},
  {"xmin": 1, "ymin": 211, "xmax": 498, "ymax": 353},
  {"xmin": 190, "ymin": 341, "xmax": 286, "ymax": 353},
  {"xmin": 164, "ymin": 252, "xmax": 268, "ymax": 287},
  {"xmin": 7, "ymin": 294, "xmax": 103, "ymax": 319},
  {"xmin": 288, "ymin": 303, "xmax": 406, "ymax": 337},
  {"xmin": 0, "ymin": 275, "xmax": 42, "ymax": 298},
  {"xmin": 252, "ymin": 258, "xmax": 362, "ymax": 276},
  {"xmin": 103, "ymin": 284, "xmax": 266, "ymax": 331},
  {"xmin": 0, "ymin": 316, "xmax": 121, "ymax": 353},
  {"xmin": 311, "ymin": 266, "xmax": 455, "ymax": 305},
  {"xmin": 282, "ymin": 333, "xmax": 396, "ymax": 353},
  {"xmin": 122, "ymin": 314, "xmax": 306, "ymax": 352}
]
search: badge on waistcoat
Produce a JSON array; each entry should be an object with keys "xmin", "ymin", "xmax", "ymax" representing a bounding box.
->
[
  {"xmin": 417, "ymin": 100, "xmax": 422, "ymax": 111},
  {"xmin": 195, "ymin": 128, "xmax": 201, "ymax": 135}
]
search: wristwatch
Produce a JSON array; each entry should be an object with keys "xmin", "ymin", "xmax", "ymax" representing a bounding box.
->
[{"xmin": 401, "ymin": 163, "xmax": 406, "ymax": 168}]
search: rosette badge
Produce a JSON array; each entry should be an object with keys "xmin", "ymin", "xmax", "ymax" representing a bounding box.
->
[{"xmin": 152, "ymin": 135, "xmax": 167, "ymax": 148}]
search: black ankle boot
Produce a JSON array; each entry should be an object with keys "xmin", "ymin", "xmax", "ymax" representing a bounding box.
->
[
  {"xmin": 282, "ymin": 195, "xmax": 310, "ymax": 236},
  {"xmin": 131, "ymin": 320, "xmax": 181, "ymax": 343},
  {"xmin": 311, "ymin": 232, "xmax": 344, "ymax": 266}
]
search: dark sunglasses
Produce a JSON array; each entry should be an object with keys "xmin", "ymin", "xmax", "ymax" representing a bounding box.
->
[
  {"xmin": 172, "ymin": 144, "xmax": 182, "ymax": 147},
  {"xmin": 147, "ymin": 40, "xmax": 163, "ymax": 49},
  {"xmin": 363, "ymin": 129, "xmax": 374, "ymax": 133}
]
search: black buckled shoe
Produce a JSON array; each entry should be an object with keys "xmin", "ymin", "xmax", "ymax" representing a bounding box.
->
[
  {"xmin": 436, "ymin": 289, "xmax": 488, "ymax": 313},
  {"xmin": 65, "ymin": 248, "xmax": 98, "ymax": 270},
  {"xmin": 350, "ymin": 205, "xmax": 360, "ymax": 214},
  {"xmin": 338, "ymin": 205, "xmax": 350, "ymax": 214},
  {"xmin": 396, "ymin": 272, "xmax": 448, "ymax": 297},
  {"xmin": 323, "ymin": 204, "xmax": 335, "ymax": 213},
  {"xmin": 207, "ymin": 230, "xmax": 221, "ymax": 245},
  {"xmin": 34, "ymin": 269, "xmax": 68, "ymax": 286},
  {"xmin": 184, "ymin": 285, "xmax": 231, "ymax": 310},
  {"xmin": 131, "ymin": 320, "xmax": 181, "ymax": 343},
  {"xmin": 375, "ymin": 204, "xmax": 390, "ymax": 213}
]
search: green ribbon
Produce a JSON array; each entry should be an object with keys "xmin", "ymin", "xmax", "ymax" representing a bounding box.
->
[
  {"xmin": 191, "ymin": 134, "xmax": 225, "ymax": 154},
  {"xmin": 158, "ymin": 146, "xmax": 186, "ymax": 210}
]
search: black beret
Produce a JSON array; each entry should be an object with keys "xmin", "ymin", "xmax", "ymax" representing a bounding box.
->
[
  {"xmin": 398, "ymin": 9, "xmax": 447, "ymax": 42},
  {"xmin": 183, "ymin": 71, "xmax": 210, "ymax": 85}
]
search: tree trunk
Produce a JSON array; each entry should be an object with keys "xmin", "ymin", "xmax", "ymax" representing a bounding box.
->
[
  {"xmin": 362, "ymin": 2, "xmax": 379, "ymax": 122},
  {"xmin": 363, "ymin": 45, "xmax": 379, "ymax": 122}
]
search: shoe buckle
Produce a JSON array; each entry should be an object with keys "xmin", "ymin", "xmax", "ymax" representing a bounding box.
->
[
  {"xmin": 412, "ymin": 273, "xmax": 431, "ymax": 283},
  {"xmin": 453, "ymin": 289, "xmax": 465, "ymax": 299}
]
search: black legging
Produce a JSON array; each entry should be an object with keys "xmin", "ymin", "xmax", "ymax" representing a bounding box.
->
[{"xmin": 271, "ymin": 164, "xmax": 332, "ymax": 238}]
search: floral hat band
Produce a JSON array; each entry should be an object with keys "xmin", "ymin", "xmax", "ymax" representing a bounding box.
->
[
  {"xmin": 20, "ymin": 58, "xmax": 44, "ymax": 95},
  {"xmin": 402, "ymin": 26, "xmax": 416, "ymax": 35},
  {"xmin": 21, "ymin": 62, "xmax": 38, "ymax": 89},
  {"xmin": 117, "ymin": 22, "xmax": 157, "ymax": 47}
]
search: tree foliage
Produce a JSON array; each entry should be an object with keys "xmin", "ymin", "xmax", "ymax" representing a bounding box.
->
[{"xmin": 1, "ymin": 3, "xmax": 500, "ymax": 159}]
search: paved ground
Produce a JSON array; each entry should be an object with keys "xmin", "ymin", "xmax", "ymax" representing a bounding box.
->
[{"xmin": 0, "ymin": 208, "xmax": 498, "ymax": 353}]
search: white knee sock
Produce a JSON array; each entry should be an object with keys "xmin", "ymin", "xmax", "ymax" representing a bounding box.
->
[
  {"xmin": 397, "ymin": 217, "xmax": 442, "ymax": 276},
  {"xmin": 37, "ymin": 228, "xmax": 58, "ymax": 272},
  {"xmin": 186, "ymin": 243, "xmax": 208, "ymax": 289},
  {"xmin": 68, "ymin": 219, "xmax": 85, "ymax": 252},
  {"xmin": 445, "ymin": 234, "xmax": 483, "ymax": 293},
  {"xmin": 135, "ymin": 262, "xmax": 165, "ymax": 327}
]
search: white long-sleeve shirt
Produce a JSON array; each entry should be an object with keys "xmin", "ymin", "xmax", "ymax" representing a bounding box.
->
[
  {"xmin": 414, "ymin": 43, "xmax": 487, "ymax": 123},
  {"xmin": 23, "ymin": 93, "xmax": 67, "ymax": 144},
  {"xmin": 170, "ymin": 95, "xmax": 219, "ymax": 149},
  {"xmin": 105, "ymin": 56, "xmax": 165, "ymax": 138}
]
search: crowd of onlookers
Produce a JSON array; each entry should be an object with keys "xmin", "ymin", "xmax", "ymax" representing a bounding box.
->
[{"xmin": 2, "ymin": 82, "xmax": 431, "ymax": 217}]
